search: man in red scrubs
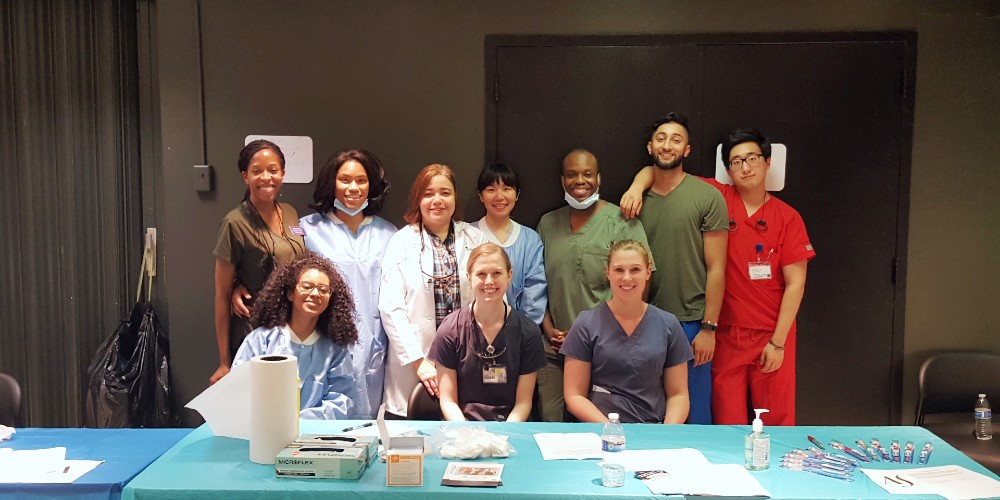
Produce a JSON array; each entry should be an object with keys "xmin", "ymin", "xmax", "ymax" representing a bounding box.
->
[{"xmin": 706, "ymin": 129, "xmax": 815, "ymax": 425}]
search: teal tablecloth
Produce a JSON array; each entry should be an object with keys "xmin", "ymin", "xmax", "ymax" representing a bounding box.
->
[{"xmin": 122, "ymin": 421, "xmax": 999, "ymax": 499}]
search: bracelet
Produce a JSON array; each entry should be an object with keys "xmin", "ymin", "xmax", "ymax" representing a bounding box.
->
[{"xmin": 768, "ymin": 339, "xmax": 785, "ymax": 350}]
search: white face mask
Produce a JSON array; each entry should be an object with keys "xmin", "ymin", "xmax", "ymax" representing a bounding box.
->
[
  {"xmin": 334, "ymin": 198, "xmax": 368, "ymax": 217},
  {"xmin": 564, "ymin": 190, "xmax": 600, "ymax": 210}
]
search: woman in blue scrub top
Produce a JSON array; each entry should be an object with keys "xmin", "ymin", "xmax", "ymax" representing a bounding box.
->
[
  {"xmin": 299, "ymin": 149, "xmax": 395, "ymax": 419},
  {"xmin": 471, "ymin": 162, "xmax": 547, "ymax": 325},
  {"xmin": 233, "ymin": 252, "xmax": 359, "ymax": 419},
  {"xmin": 560, "ymin": 240, "xmax": 693, "ymax": 424}
]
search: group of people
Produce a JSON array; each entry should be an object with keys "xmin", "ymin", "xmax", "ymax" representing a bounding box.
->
[{"xmin": 208, "ymin": 111, "xmax": 814, "ymax": 427}]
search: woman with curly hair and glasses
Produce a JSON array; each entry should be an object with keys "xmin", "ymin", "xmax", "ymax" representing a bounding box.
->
[{"xmin": 232, "ymin": 252, "xmax": 359, "ymax": 419}]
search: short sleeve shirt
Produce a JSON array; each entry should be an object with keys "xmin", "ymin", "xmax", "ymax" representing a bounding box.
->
[
  {"xmin": 701, "ymin": 178, "xmax": 816, "ymax": 330},
  {"xmin": 537, "ymin": 203, "xmax": 651, "ymax": 333},
  {"xmin": 639, "ymin": 175, "xmax": 728, "ymax": 321},
  {"xmin": 560, "ymin": 302, "xmax": 693, "ymax": 423},
  {"xmin": 213, "ymin": 202, "xmax": 305, "ymax": 295},
  {"xmin": 427, "ymin": 306, "xmax": 547, "ymax": 421}
]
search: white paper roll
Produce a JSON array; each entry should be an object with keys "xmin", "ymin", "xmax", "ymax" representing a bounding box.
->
[{"xmin": 249, "ymin": 354, "xmax": 300, "ymax": 464}]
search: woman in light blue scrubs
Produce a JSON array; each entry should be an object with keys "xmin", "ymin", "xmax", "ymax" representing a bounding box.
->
[
  {"xmin": 299, "ymin": 149, "xmax": 395, "ymax": 419},
  {"xmin": 471, "ymin": 163, "xmax": 547, "ymax": 325}
]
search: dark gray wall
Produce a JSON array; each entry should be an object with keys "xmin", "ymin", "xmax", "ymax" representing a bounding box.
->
[{"xmin": 151, "ymin": 0, "xmax": 1000, "ymax": 426}]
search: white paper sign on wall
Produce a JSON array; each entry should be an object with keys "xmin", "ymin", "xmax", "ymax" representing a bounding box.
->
[
  {"xmin": 244, "ymin": 135, "xmax": 314, "ymax": 184},
  {"xmin": 714, "ymin": 143, "xmax": 786, "ymax": 192}
]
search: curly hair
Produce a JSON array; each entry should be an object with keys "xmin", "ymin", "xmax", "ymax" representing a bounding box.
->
[{"xmin": 250, "ymin": 252, "xmax": 359, "ymax": 347}]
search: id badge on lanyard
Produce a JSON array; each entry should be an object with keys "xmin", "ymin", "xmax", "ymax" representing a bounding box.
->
[
  {"xmin": 482, "ymin": 364, "xmax": 508, "ymax": 384},
  {"xmin": 748, "ymin": 243, "xmax": 773, "ymax": 281}
]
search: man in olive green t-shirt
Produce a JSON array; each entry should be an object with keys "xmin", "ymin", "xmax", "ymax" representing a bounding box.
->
[{"xmin": 632, "ymin": 113, "xmax": 728, "ymax": 425}]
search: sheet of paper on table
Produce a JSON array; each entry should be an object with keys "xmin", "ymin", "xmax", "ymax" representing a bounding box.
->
[
  {"xmin": 0, "ymin": 447, "xmax": 103, "ymax": 484},
  {"xmin": 532, "ymin": 433, "xmax": 603, "ymax": 460},
  {"xmin": 643, "ymin": 463, "xmax": 771, "ymax": 497},
  {"xmin": 860, "ymin": 465, "xmax": 1000, "ymax": 500}
]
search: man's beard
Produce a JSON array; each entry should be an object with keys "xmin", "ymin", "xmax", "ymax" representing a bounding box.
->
[{"xmin": 652, "ymin": 154, "xmax": 683, "ymax": 171}]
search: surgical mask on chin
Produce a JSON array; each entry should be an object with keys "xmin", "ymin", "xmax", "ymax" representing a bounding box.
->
[
  {"xmin": 564, "ymin": 190, "xmax": 600, "ymax": 210},
  {"xmin": 334, "ymin": 198, "xmax": 368, "ymax": 216}
]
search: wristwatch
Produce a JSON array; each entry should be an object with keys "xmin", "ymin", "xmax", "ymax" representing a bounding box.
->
[{"xmin": 700, "ymin": 321, "xmax": 717, "ymax": 332}]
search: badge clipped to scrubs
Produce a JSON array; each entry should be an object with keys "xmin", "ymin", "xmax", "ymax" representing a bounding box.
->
[
  {"xmin": 748, "ymin": 243, "xmax": 773, "ymax": 281},
  {"xmin": 482, "ymin": 363, "xmax": 508, "ymax": 384}
]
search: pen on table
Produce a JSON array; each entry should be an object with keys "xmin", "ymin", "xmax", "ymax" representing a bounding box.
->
[
  {"xmin": 341, "ymin": 422, "xmax": 373, "ymax": 432},
  {"xmin": 807, "ymin": 435, "xmax": 826, "ymax": 450}
]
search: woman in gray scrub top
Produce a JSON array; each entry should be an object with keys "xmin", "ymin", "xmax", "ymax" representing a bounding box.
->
[{"xmin": 560, "ymin": 240, "xmax": 693, "ymax": 424}]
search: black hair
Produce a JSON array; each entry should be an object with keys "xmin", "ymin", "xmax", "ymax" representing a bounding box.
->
[
  {"xmin": 309, "ymin": 149, "xmax": 391, "ymax": 216},
  {"xmin": 238, "ymin": 139, "xmax": 285, "ymax": 174},
  {"xmin": 649, "ymin": 112, "xmax": 690, "ymax": 140},
  {"xmin": 476, "ymin": 162, "xmax": 521, "ymax": 194},
  {"xmin": 721, "ymin": 129, "xmax": 772, "ymax": 167},
  {"xmin": 251, "ymin": 252, "xmax": 358, "ymax": 347},
  {"xmin": 238, "ymin": 140, "xmax": 286, "ymax": 202}
]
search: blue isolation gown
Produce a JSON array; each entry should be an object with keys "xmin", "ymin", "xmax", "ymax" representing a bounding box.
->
[
  {"xmin": 299, "ymin": 212, "xmax": 396, "ymax": 418},
  {"xmin": 472, "ymin": 217, "xmax": 547, "ymax": 325},
  {"xmin": 233, "ymin": 325, "xmax": 356, "ymax": 419}
]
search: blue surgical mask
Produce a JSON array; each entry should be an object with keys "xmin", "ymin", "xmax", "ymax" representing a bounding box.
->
[
  {"xmin": 564, "ymin": 190, "xmax": 600, "ymax": 210},
  {"xmin": 334, "ymin": 198, "xmax": 368, "ymax": 217}
]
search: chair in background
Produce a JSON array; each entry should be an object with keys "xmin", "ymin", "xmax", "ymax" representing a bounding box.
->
[
  {"xmin": 406, "ymin": 383, "xmax": 442, "ymax": 421},
  {"xmin": 0, "ymin": 372, "xmax": 25, "ymax": 427},
  {"xmin": 915, "ymin": 352, "xmax": 1000, "ymax": 474}
]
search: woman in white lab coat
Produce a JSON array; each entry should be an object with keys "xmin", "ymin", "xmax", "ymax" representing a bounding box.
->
[{"xmin": 378, "ymin": 164, "xmax": 484, "ymax": 418}]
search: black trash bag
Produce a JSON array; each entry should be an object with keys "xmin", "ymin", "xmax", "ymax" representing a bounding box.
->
[{"xmin": 82, "ymin": 302, "xmax": 179, "ymax": 428}]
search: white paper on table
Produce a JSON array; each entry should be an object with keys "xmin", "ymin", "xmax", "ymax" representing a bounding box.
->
[
  {"xmin": 0, "ymin": 448, "xmax": 103, "ymax": 484},
  {"xmin": 644, "ymin": 463, "xmax": 770, "ymax": 497},
  {"xmin": 185, "ymin": 361, "xmax": 252, "ymax": 439},
  {"xmin": 532, "ymin": 433, "xmax": 603, "ymax": 460},
  {"xmin": 860, "ymin": 465, "xmax": 1000, "ymax": 500},
  {"xmin": 597, "ymin": 448, "xmax": 712, "ymax": 472}
]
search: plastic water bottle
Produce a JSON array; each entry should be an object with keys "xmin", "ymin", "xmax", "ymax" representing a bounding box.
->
[
  {"xmin": 601, "ymin": 412, "xmax": 626, "ymax": 487},
  {"xmin": 975, "ymin": 394, "xmax": 992, "ymax": 440}
]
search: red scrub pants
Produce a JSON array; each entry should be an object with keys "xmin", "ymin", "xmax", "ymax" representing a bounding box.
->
[{"xmin": 711, "ymin": 324, "xmax": 796, "ymax": 426}]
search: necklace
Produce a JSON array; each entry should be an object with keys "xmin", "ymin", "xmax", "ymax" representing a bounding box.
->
[{"xmin": 471, "ymin": 302, "xmax": 509, "ymax": 362}]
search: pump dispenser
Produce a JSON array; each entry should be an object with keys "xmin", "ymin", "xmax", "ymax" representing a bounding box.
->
[{"xmin": 744, "ymin": 409, "xmax": 770, "ymax": 470}]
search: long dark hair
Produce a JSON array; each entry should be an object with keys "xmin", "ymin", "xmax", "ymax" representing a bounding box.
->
[
  {"xmin": 250, "ymin": 252, "xmax": 358, "ymax": 346},
  {"xmin": 309, "ymin": 149, "xmax": 391, "ymax": 216}
]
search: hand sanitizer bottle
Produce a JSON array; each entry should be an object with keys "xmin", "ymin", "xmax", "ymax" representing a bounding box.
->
[{"xmin": 744, "ymin": 409, "xmax": 770, "ymax": 471}]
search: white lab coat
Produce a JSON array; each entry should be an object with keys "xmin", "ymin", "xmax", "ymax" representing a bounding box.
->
[{"xmin": 378, "ymin": 221, "xmax": 485, "ymax": 416}]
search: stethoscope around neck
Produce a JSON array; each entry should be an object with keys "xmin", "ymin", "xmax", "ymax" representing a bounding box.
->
[
  {"xmin": 418, "ymin": 223, "xmax": 458, "ymax": 290},
  {"xmin": 729, "ymin": 217, "xmax": 768, "ymax": 233},
  {"xmin": 471, "ymin": 301, "xmax": 510, "ymax": 364}
]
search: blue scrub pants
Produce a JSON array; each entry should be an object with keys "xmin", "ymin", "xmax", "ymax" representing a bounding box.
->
[{"xmin": 681, "ymin": 320, "xmax": 712, "ymax": 424}]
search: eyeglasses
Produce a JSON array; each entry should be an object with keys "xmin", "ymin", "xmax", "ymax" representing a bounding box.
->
[
  {"xmin": 296, "ymin": 282, "xmax": 332, "ymax": 297},
  {"xmin": 728, "ymin": 152, "xmax": 765, "ymax": 170}
]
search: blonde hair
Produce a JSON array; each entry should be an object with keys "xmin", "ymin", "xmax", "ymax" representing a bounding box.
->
[
  {"xmin": 466, "ymin": 243, "xmax": 512, "ymax": 275},
  {"xmin": 607, "ymin": 239, "xmax": 652, "ymax": 268}
]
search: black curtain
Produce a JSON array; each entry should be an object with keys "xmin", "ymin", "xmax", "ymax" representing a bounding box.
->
[{"xmin": 0, "ymin": 0, "xmax": 142, "ymax": 426}]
